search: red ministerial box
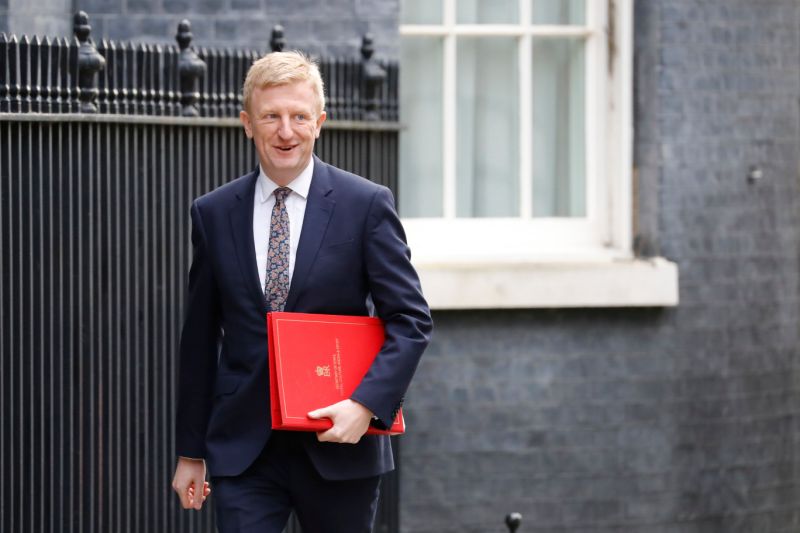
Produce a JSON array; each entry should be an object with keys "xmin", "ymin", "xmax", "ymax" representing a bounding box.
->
[{"xmin": 267, "ymin": 312, "xmax": 405, "ymax": 436}]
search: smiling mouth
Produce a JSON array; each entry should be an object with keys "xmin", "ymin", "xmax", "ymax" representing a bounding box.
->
[{"xmin": 276, "ymin": 146, "xmax": 295, "ymax": 152}]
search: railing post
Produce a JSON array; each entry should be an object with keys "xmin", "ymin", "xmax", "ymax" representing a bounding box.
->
[
  {"xmin": 7, "ymin": 35, "xmax": 20, "ymax": 112},
  {"xmin": 176, "ymin": 19, "xmax": 206, "ymax": 117},
  {"xmin": 73, "ymin": 10, "xmax": 106, "ymax": 113},
  {"xmin": 360, "ymin": 33, "xmax": 385, "ymax": 121},
  {"xmin": 29, "ymin": 36, "xmax": 43, "ymax": 112},
  {"xmin": 41, "ymin": 36, "xmax": 54, "ymax": 113},
  {"xmin": 505, "ymin": 512, "xmax": 522, "ymax": 532},
  {"xmin": 0, "ymin": 33, "xmax": 8, "ymax": 112},
  {"xmin": 270, "ymin": 25, "xmax": 286, "ymax": 52},
  {"xmin": 59, "ymin": 36, "xmax": 73, "ymax": 113}
]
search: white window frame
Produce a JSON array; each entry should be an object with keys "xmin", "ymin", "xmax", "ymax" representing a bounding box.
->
[{"xmin": 399, "ymin": 0, "xmax": 679, "ymax": 309}]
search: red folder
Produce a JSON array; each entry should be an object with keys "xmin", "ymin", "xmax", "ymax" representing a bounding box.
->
[{"xmin": 267, "ymin": 312, "xmax": 405, "ymax": 436}]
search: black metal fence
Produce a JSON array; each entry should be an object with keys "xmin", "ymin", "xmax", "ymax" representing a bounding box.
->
[
  {"xmin": 0, "ymin": 12, "xmax": 400, "ymax": 533},
  {"xmin": 0, "ymin": 15, "xmax": 399, "ymax": 122}
]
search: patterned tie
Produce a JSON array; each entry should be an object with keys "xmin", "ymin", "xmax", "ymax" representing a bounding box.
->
[{"xmin": 265, "ymin": 187, "xmax": 292, "ymax": 311}]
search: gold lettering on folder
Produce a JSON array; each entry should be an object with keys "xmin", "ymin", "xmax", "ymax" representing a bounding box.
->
[{"xmin": 332, "ymin": 337, "xmax": 344, "ymax": 395}]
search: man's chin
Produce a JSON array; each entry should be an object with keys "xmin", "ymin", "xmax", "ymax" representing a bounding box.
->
[
  {"xmin": 264, "ymin": 162, "xmax": 302, "ymax": 183},
  {"xmin": 270, "ymin": 152, "xmax": 303, "ymax": 165}
]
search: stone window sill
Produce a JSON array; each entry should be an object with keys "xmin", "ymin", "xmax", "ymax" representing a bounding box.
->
[{"xmin": 412, "ymin": 257, "xmax": 679, "ymax": 310}]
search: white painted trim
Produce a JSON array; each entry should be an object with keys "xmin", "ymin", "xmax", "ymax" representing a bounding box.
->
[
  {"xmin": 415, "ymin": 257, "xmax": 679, "ymax": 309},
  {"xmin": 518, "ymin": 2, "xmax": 533, "ymax": 218},
  {"xmin": 519, "ymin": 0, "xmax": 531, "ymax": 26},
  {"xmin": 400, "ymin": 25, "xmax": 593, "ymax": 37},
  {"xmin": 609, "ymin": 0, "xmax": 634, "ymax": 252},
  {"xmin": 442, "ymin": 0, "xmax": 457, "ymax": 218},
  {"xmin": 403, "ymin": 217, "xmax": 624, "ymax": 262},
  {"xmin": 585, "ymin": 0, "xmax": 606, "ymax": 243}
]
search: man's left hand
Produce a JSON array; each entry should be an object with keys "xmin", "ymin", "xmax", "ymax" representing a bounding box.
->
[{"xmin": 308, "ymin": 399, "xmax": 373, "ymax": 444}]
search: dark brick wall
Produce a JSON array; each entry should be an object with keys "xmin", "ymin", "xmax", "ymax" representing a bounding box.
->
[
  {"xmin": 62, "ymin": 0, "xmax": 399, "ymax": 58},
  {"xmin": 0, "ymin": 0, "xmax": 6, "ymax": 34},
  {"xmin": 400, "ymin": 1, "xmax": 800, "ymax": 532},
  {"xmin": 3, "ymin": 0, "xmax": 70, "ymax": 37}
]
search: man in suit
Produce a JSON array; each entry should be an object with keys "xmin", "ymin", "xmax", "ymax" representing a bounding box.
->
[{"xmin": 170, "ymin": 50, "xmax": 432, "ymax": 533}]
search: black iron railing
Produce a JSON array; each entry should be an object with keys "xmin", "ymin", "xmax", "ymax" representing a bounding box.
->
[
  {"xmin": 0, "ymin": 13, "xmax": 398, "ymax": 121},
  {"xmin": 0, "ymin": 11, "xmax": 400, "ymax": 533}
]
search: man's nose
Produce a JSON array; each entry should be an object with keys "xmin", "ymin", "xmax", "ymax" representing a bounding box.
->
[{"xmin": 277, "ymin": 117, "xmax": 293, "ymax": 138}]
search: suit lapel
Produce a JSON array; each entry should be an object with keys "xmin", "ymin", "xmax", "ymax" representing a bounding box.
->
[
  {"xmin": 229, "ymin": 169, "xmax": 265, "ymax": 307},
  {"xmin": 284, "ymin": 158, "xmax": 335, "ymax": 311}
]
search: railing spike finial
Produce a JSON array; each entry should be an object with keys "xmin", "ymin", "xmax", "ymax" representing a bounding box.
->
[
  {"xmin": 505, "ymin": 512, "xmax": 522, "ymax": 533},
  {"xmin": 0, "ymin": 32, "xmax": 11, "ymax": 112},
  {"xmin": 176, "ymin": 19, "xmax": 206, "ymax": 117},
  {"xmin": 359, "ymin": 33, "xmax": 385, "ymax": 121},
  {"xmin": 73, "ymin": 10, "xmax": 106, "ymax": 113},
  {"xmin": 360, "ymin": 32, "xmax": 375, "ymax": 61},
  {"xmin": 73, "ymin": 11, "xmax": 91, "ymax": 43},
  {"xmin": 176, "ymin": 19, "xmax": 193, "ymax": 50},
  {"xmin": 270, "ymin": 25, "xmax": 286, "ymax": 52}
]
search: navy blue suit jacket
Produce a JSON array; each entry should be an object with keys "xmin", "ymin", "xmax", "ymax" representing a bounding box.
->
[{"xmin": 175, "ymin": 156, "xmax": 432, "ymax": 480}]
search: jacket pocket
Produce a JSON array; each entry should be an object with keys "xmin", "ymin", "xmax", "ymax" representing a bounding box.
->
[
  {"xmin": 318, "ymin": 238, "xmax": 357, "ymax": 257},
  {"xmin": 213, "ymin": 374, "xmax": 242, "ymax": 398}
]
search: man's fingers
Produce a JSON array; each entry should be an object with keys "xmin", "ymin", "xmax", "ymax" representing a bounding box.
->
[
  {"xmin": 316, "ymin": 428, "xmax": 334, "ymax": 442},
  {"xmin": 172, "ymin": 478, "xmax": 192, "ymax": 509},
  {"xmin": 315, "ymin": 427, "xmax": 360, "ymax": 444},
  {"xmin": 191, "ymin": 477, "xmax": 205, "ymax": 510},
  {"xmin": 311, "ymin": 400, "xmax": 370, "ymax": 444},
  {"xmin": 188, "ymin": 485, "xmax": 209, "ymax": 503},
  {"xmin": 315, "ymin": 423, "xmax": 344, "ymax": 441},
  {"xmin": 183, "ymin": 478, "xmax": 205, "ymax": 510},
  {"xmin": 180, "ymin": 490, "xmax": 193, "ymax": 509},
  {"xmin": 307, "ymin": 407, "xmax": 332, "ymax": 419},
  {"xmin": 190, "ymin": 481, "xmax": 211, "ymax": 494}
]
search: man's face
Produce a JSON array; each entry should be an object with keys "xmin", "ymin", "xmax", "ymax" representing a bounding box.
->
[{"xmin": 240, "ymin": 81, "xmax": 326, "ymax": 186}]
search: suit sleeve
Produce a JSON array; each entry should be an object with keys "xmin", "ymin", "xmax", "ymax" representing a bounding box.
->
[
  {"xmin": 175, "ymin": 201, "xmax": 221, "ymax": 458},
  {"xmin": 350, "ymin": 186, "xmax": 433, "ymax": 428}
]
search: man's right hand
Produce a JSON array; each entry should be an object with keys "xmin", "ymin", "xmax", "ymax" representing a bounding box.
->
[{"xmin": 172, "ymin": 457, "xmax": 210, "ymax": 510}]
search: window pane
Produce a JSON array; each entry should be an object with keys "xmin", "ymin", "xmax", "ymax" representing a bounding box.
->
[
  {"xmin": 401, "ymin": 0, "xmax": 442, "ymax": 24},
  {"xmin": 457, "ymin": 0, "xmax": 518, "ymax": 24},
  {"xmin": 456, "ymin": 37, "xmax": 519, "ymax": 218},
  {"xmin": 532, "ymin": 0, "xmax": 585, "ymax": 25},
  {"xmin": 400, "ymin": 37, "xmax": 444, "ymax": 218},
  {"xmin": 532, "ymin": 38, "xmax": 585, "ymax": 217}
]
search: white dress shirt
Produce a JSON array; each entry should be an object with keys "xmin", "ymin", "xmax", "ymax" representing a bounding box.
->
[{"xmin": 253, "ymin": 158, "xmax": 313, "ymax": 293}]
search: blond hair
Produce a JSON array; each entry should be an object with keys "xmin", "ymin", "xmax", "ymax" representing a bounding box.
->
[{"xmin": 242, "ymin": 51, "xmax": 326, "ymax": 115}]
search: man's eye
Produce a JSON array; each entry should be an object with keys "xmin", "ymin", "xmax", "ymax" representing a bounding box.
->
[{"xmin": 295, "ymin": 114, "xmax": 307, "ymax": 121}]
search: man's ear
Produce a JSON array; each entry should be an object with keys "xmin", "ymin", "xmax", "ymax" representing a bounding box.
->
[
  {"xmin": 240, "ymin": 110, "xmax": 253, "ymax": 138},
  {"xmin": 315, "ymin": 111, "xmax": 327, "ymax": 138}
]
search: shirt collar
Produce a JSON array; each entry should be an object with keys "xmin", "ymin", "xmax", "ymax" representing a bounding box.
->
[{"xmin": 257, "ymin": 157, "xmax": 314, "ymax": 203}]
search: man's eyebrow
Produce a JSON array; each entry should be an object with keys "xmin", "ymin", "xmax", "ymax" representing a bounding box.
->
[{"xmin": 258, "ymin": 106, "xmax": 313, "ymax": 116}]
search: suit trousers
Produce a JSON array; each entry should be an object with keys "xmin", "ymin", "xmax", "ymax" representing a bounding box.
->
[{"xmin": 211, "ymin": 431, "xmax": 381, "ymax": 533}]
